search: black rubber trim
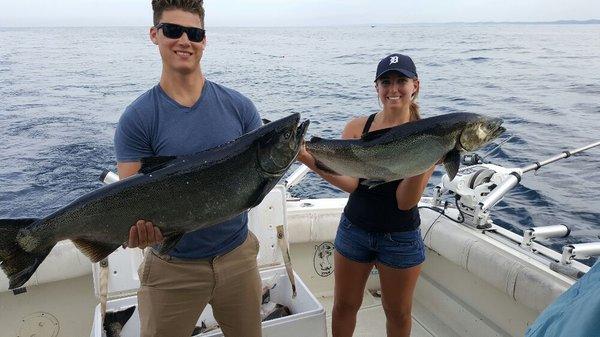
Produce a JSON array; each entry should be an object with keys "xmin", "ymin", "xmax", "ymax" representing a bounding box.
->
[
  {"xmin": 564, "ymin": 225, "xmax": 572, "ymax": 237},
  {"xmin": 99, "ymin": 169, "xmax": 109, "ymax": 182}
]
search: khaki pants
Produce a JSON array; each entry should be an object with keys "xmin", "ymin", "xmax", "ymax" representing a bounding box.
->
[{"xmin": 137, "ymin": 232, "xmax": 262, "ymax": 337}]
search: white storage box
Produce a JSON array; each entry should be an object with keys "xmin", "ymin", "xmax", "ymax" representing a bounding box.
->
[{"xmin": 90, "ymin": 185, "xmax": 326, "ymax": 337}]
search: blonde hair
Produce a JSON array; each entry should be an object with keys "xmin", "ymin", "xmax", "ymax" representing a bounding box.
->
[{"xmin": 410, "ymin": 87, "xmax": 421, "ymax": 121}]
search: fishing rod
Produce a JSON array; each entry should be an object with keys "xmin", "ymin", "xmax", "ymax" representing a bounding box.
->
[
  {"xmin": 480, "ymin": 140, "xmax": 600, "ymax": 213},
  {"xmin": 521, "ymin": 140, "xmax": 600, "ymax": 173},
  {"xmin": 453, "ymin": 140, "xmax": 600, "ymax": 276}
]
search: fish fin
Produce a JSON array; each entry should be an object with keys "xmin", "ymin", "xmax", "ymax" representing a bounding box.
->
[
  {"xmin": 157, "ymin": 232, "xmax": 185, "ymax": 255},
  {"xmin": 360, "ymin": 179, "xmax": 388, "ymax": 189},
  {"xmin": 314, "ymin": 159, "xmax": 341, "ymax": 175},
  {"xmin": 0, "ymin": 218, "xmax": 52, "ymax": 289},
  {"xmin": 139, "ymin": 156, "xmax": 178, "ymax": 174},
  {"xmin": 0, "ymin": 248, "xmax": 51, "ymax": 290},
  {"xmin": 72, "ymin": 238, "xmax": 120, "ymax": 263},
  {"xmin": 261, "ymin": 118, "xmax": 271, "ymax": 124},
  {"xmin": 308, "ymin": 136, "xmax": 324, "ymax": 143},
  {"xmin": 104, "ymin": 306, "xmax": 136, "ymax": 337},
  {"xmin": 0, "ymin": 218, "xmax": 38, "ymax": 259},
  {"xmin": 443, "ymin": 149, "xmax": 461, "ymax": 180},
  {"xmin": 360, "ymin": 127, "xmax": 392, "ymax": 141}
]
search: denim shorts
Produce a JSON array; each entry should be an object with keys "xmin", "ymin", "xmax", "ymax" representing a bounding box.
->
[{"xmin": 334, "ymin": 214, "xmax": 426, "ymax": 269}]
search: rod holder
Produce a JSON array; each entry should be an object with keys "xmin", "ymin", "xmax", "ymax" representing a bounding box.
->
[
  {"xmin": 561, "ymin": 242, "xmax": 600, "ymax": 265},
  {"xmin": 99, "ymin": 170, "xmax": 120, "ymax": 185},
  {"xmin": 285, "ymin": 164, "xmax": 310, "ymax": 189},
  {"xmin": 480, "ymin": 172, "xmax": 521, "ymax": 212},
  {"xmin": 521, "ymin": 225, "xmax": 570, "ymax": 251}
]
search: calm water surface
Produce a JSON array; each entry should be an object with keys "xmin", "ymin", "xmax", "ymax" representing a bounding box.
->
[{"xmin": 0, "ymin": 24, "xmax": 599, "ymax": 261}]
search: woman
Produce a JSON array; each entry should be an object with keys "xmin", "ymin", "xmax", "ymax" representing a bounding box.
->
[{"xmin": 298, "ymin": 53, "xmax": 434, "ymax": 337}]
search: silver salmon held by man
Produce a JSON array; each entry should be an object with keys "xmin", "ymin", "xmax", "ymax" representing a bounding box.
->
[
  {"xmin": 0, "ymin": 113, "xmax": 309, "ymax": 289},
  {"xmin": 306, "ymin": 112, "xmax": 505, "ymax": 187}
]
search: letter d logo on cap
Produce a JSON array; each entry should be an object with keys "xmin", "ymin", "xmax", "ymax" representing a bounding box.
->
[{"xmin": 390, "ymin": 56, "xmax": 399, "ymax": 64}]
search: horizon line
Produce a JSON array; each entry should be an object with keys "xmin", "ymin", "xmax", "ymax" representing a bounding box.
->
[{"xmin": 0, "ymin": 18, "xmax": 599, "ymax": 29}]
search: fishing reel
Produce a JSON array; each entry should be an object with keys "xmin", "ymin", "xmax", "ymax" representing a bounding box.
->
[{"xmin": 432, "ymin": 163, "xmax": 522, "ymax": 229}]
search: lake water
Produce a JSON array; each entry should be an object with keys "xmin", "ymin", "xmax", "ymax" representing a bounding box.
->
[{"xmin": 0, "ymin": 24, "xmax": 599, "ymax": 261}]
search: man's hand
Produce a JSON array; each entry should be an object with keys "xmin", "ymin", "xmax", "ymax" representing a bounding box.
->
[{"xmin": 127, "ymin": 220, "xmax": 164, "ymax": 249}]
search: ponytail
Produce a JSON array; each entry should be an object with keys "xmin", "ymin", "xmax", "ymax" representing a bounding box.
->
[{"xmin": 410, "ymin": 88, "xmax": 421, "ymax": 121}]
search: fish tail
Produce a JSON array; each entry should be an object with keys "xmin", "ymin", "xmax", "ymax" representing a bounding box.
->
[{"xmin": 0, "ymin": 218, "xmax": 51, "ymax": 289}]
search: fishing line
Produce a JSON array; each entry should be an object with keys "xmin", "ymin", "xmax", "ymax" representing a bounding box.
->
[
  {"xmin": 418, "ymin": 198, "xmax": 464, "ymax": 225},
  {"xmin": 454, "ymin": 197, "xmax": 467, "ymax": 223},
  {"xmin": 480, "ymin": 133, "xmax": 514, "ymax": 162},
  {"xmin": 419, "ymin": 198, "xmax": 465, "ymax": 242},
  {"xmin": 420, "ymin": 204, "xmax": 444, "ymax": 242}
]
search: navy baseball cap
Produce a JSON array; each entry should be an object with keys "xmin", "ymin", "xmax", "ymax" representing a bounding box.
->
[{"xmin": 375, "ymin": 53, "xmax": 417, "ymax": 81}]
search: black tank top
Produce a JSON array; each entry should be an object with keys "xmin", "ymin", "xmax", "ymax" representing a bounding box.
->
[{"xmin": 343, "ymin": 113, "xmax": 421, "ymax": 233}]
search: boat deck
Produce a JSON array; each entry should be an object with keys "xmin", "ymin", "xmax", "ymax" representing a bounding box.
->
[{"xmin": 318, "ymin": 291, "xmax": 453, "ymax": 337}]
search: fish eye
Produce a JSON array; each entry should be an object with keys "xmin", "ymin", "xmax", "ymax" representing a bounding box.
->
[{"xmin": 284, "ymin": 131, "xmax": 291, "ymax": 139}]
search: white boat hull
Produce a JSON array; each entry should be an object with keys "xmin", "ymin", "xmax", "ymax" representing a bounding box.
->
[{"xmin": 0, "ymin": 190, "xmax": 580, "ymax": 337}]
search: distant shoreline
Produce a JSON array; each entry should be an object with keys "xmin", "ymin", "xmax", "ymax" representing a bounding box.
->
[
  {"xmin": 445, "ymin": 19, "xmax": 600, "ymax": 25},
  {"xmin": 0, "ymin": 19, "xmax": 598, "ymax": 28}
]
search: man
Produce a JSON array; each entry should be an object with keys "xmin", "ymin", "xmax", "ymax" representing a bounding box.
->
[
  {"xmin": 525, "ymin": 260, "xmax": 600, "ymax": 337},
  {"xmin": 114, "ymin": 1, "xmax": 263, "ymax": 336}
]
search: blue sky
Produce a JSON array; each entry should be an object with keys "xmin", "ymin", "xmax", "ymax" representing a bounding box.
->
[{"xmin": 1, "ymin": 0, "xmax": 599, "ymax": 27}]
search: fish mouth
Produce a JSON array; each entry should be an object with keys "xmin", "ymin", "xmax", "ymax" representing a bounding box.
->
[
  {"xmin": 492, "ymin": 125, "xmax": 506, "ymax": 139},
  {"xmin": 289, "ymin": 119, "xmax": 310, "ymax": 161},
  {"xmin": 287, "ymin": 119, "xmax": 310, "ymax": 165},
  {"xmin": 256, "ymin": 115, "xmax": 309, "ymax": 176},
  {"xmin": 296, "ymin": 120, "xmax": 310, "ymax": 141},
  {"xmin": 488, "ymin": 118, "xmax": 506, "ymax": 140}
]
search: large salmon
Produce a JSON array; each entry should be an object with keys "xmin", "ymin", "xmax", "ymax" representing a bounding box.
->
[
  {"xmin": 306, "ymin": 113, "xmax": 504, "ymax": 186},
  {"xmin": 0, "ymin": 113, "xmax": 309, "ymax": 289}
]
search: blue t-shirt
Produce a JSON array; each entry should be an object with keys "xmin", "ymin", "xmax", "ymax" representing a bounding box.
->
[{"xmin": 114, "ymin": 80, "xmax": 262, "ymax": 259}]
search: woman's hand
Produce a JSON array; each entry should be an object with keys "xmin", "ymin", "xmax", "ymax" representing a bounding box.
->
[
  {"xmin": 126, "ymin": 220, "xmax": 164, "ymax": 249},
  {"xmin": 297, "ymin": 142, "xmax": 314, "ymax": 166}
]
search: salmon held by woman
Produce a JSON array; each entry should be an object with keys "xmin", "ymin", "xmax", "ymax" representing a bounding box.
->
[{"xmin": 305, "ymin": 112, "xmax": 505, "ymax": 187}]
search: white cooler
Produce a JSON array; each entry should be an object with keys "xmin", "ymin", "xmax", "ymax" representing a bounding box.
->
[{"xmin": 90, "ymin": 185, "xmax": 327, "ymax": 337}]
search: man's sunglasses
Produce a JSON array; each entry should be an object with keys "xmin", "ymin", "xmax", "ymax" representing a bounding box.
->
[{"xmin": 155, "ymin": 23, "xmax": 206, "ymax": 43}]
